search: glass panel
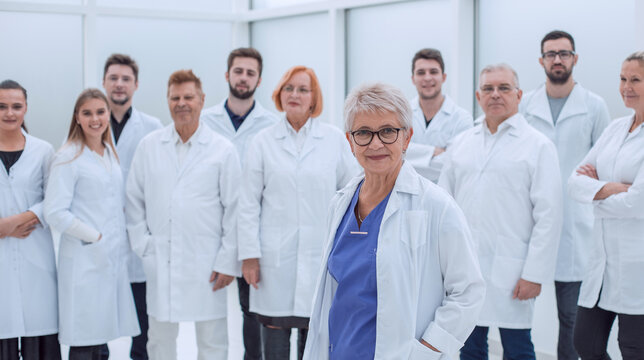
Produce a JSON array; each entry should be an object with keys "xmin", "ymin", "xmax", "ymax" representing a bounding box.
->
[
  {"xmin": 97, "ymin": 0, "xmax": 232, "ymax": 13},
  {"xmin": 346, "ymin": 0, "xmax": 453, "ymax": 102},
  {"xmin": 252, "ymin": 0, "xmax": 323, "ymax": 10},
  {"xmin": 478, "ymin": 0, "xmax": 636, "ymax": 119},
  {"xmin": 0, "ymin": 11, "xmax": 83, "ymax": 147},
  {"xmin": 250, "ymin": 13, "xmax": 331, "ymax": 123},
  {"xmin": 96, "ymin": 16, "xmax": 233, "ymax": 124}
]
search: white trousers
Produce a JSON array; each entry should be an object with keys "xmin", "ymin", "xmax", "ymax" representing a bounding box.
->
[{"xmin": 147, "ymin": 316, "xmax": 228, "ymax": 360}]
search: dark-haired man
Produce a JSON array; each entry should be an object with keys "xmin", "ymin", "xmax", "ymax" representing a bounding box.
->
[
  {"xmin": 200, "ymin": 47, "xmax": 277, "ymax": 360},
  {"xmin": 520, "ymin": 30, "xmax": 610, "ymax": 360},
  {"xmin": 103, "ymin": 53, "xmax": 162, "ymax": 360}
]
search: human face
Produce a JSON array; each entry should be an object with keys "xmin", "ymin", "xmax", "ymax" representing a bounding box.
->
[
  {"xmin": 476, "ymin": 68, "xmax": 522, "ymax": 124},
  {"xmin": 280, "ymin": 71, "xmax": 313, "ymax": 123},
  {"xmin": 77, "ymin": 98, "xmax": 109, "ymax": 144},
  {"xmin": 103, "ymin": 64, "xmax": 138, "ymax": 107},
  {"xmin": 412, "ymin": 59, "xmax": 446, "ymax": 100},
  {"xmin": 620, "ymin": 60, "xmax": 644, "ymax": 111},
  {"xmin": 226, "ymin": 57, "xmax": 261, "ymax": 100},
  {"xmin": 346, "ymin": 111, "xmax": 412, "ymax": 177},
  {"xmin": 0, "ymin": 89, "xmax": 27, "ymax": 133},
  {"xmin": 539, "ymin": 38, "xmax": 577, "ymax": 85},
  {"xmin": 167, "ymin": 82, "xmax": 204, "ymax": 128}
]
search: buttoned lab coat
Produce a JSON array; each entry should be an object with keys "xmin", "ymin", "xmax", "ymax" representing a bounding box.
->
[
  {"xmin": 112, "ymin": 108, "xmax": 163, "ymax": 283},
  {"xmin": 521, "ymin": 84, "xmax": 610, "ymax": 281},
  {"xmin": 44, "ymin": 144, "xmax": 139, "ymax": 346},
  {"xmin": 304, "ymin": 162, "xmax": 485, "ymax": 360},
  {"xmin": 439, "ymin": 113, "xmax": 563, "ymax": 328},
  {"xmin": 406, "ymin": 95, "xmax": 473, "ymax": 182},
  {"xmin": 237, "ymin": 118, "xmax": 357, "ymax": 318},
  {"xmin": 200, "ymin": 99, "xmax": 279, "ymax": 163},
  {"xmin": 126, "ymin": 124, "xmax": 241, "ymax": 322},
  {"xmin": 0, "ymin": 134, "xmax": 58, "ymax": 339},
  {"xmin": 568, "ymin": 115, "xmax": 644, "ymax": 315}
]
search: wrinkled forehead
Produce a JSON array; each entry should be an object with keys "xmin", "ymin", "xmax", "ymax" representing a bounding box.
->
[{"xmin": 480, "ymin": 68, "xmax": 516, "ymax": 87}]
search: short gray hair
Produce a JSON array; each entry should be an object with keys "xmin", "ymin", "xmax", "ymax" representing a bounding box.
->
[
  {"xmin": 344, "ymin": 83, "xmax": 412, "ymax": 132},
  {"xmin": 625, "ymin": 51, "xmax": 644, "ymax": 66},
  {"xmin": 479, "ymin": 63, "xmax": 520, "ymax": 89}
]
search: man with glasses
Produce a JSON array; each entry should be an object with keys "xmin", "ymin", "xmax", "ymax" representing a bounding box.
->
[
  {"xmin": 200, "ymin": 47, "xmax": 278, "ymax": 360},
  {"xmin": 405, "ymin": 48, "xmax": 473, "ymax": 182},
  {"xmin": 520, "ymin": 30, "xmax": 610, "ymax": 360},
  {"xmin": 439, "ymin": 64, "xmax": 563, "ymax": 360}
]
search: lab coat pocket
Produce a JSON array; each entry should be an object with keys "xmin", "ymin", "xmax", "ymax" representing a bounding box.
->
[
  {"xmin": 491, "ymin": 255, "xmax": 524, "ymax": 290},
  {"xmin": 403, "ymin": 211, "xmax": 429, "ymax": 249},
  {"xmin": 259, "ymin": 227, "xmax": 281, "ymax": 267},
  {"xmin": 409, "ymin": 339, "xmax": 443, "ymax": 360}
]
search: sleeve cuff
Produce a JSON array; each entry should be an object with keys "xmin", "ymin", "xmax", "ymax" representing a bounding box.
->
[{"xmin": 422, "ymin": 321, "xmax": 463, "ymax": 356}]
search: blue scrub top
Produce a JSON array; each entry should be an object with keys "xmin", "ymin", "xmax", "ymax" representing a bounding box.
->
[{"xmin": 327, "ymin": 181, "xmax": 391, "ymax": 359}]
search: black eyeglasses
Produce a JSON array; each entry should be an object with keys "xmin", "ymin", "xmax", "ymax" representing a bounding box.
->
[
  {"xmin": 350, "ymin": 127, "xmax": 404, "ymax": 146},
  {"xmin": 542, "ymin": 50, "xmax": 575, "ymax": 61}
]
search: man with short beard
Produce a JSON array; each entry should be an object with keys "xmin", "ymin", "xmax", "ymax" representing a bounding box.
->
[
  {"xmin": 520, "ymin": 30, "xmax": 610, "ymax": 360},
  {"xmin": 405, "ymin": 48, "xmax": 473, "ymax": 182},
  {"xmin": 102, "ymin": 53, "xmax": 162, "ymax": 360},
  {"xmin": 200, "ymin": 47, "xmax": 278, "ymax": 360}
]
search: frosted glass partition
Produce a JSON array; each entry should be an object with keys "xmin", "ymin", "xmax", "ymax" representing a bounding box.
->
[
  {"xmin": 97, "ymin": 0, "xmax": 232, "ymax": 13},
  {"xmin": 8, "ymin": 0, "xmax": 80, "ymax": 4},
  {"xmin": 250, "ymin": 13, "xmax": 331, "ymax": 124},
  {"xmin": 0, "ymin": 12, "xmax": 83, "ymax": 148},
  {"xmin": 477, "ymin": 0, "xmax": 636, "ymax": 120},
  {"xmin": 252, "ymin": 0, "xmax": 322, "ymax": 10},
  {"xmin": 346, "ymin": 0, "xmax": 455, "ymax": 107},
  {"xmin": 96, "ymin": 16, "xmax": 233, "ymax": 125}
]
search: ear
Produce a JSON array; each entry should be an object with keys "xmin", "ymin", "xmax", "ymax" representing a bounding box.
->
[
  {"xmin": 225, "ymin": 71, "xmax": 230, "ymax": 83},
  {"xmin": 573, "ymin": 53, "xmax": 579, "ymax": 66},
  {"xmin": 345, "ymin": 132, "xmax": 355, "ymax": 154},
  {"xmin": 441, "ymin": 72, "xmax": 447, "ymax": 83},
  {"xmin": 134, "ymin": 79, "xmax": 139, "ymax": 92},
  {"xmin": 538, "ymin": 57, "xmax": 545, "ymax": 68},
  {"xmin": 257, "ymin": 77, "xmax": 262, "ymax": 88},
  {"xmin": 403, "ymin": 127, "xmax": 414, "ymax": 151},
  {"xmin": 475, "ymin": 90, "xmax": 482, "ymax": 104},
  {"xmin": 516, "ymin": 88, "xmax": 523, "ymax": 101}
]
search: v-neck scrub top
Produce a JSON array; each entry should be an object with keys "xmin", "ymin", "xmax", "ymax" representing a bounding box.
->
[{"xmin": 327, "ymin": 181, "xmax": 391, "ymax": 359}]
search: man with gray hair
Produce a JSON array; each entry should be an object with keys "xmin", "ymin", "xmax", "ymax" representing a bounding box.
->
[{"xmin": 439, "ymin": 64, "xmax": 563, "ymax": 359}]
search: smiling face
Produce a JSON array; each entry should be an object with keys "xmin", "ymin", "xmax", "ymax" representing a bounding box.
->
[
  {"xmin": 620, "ymin": 60, "xmax": 644, "ymax": 112},
  {"xmin": 76, "ymin": 98, "xmax": 110, "ymax": 144},
  {"xmin": 226, "ymin": 56, "xmax": 261, "ymax": 100},
  {"xmin": 280, "ymin": 71, "xmax": 313, "ymax": 123},
  {"xmin": 347, "ymin": 111, "xmax": 412, "ymax": 177},
  {"xmin": 103, "ymin": 64, "xmax": 138, "ymax": 107},
  {"xmin": 168, "ymin": 81, "xmax": 204, "ymax": 129},
  {"xmin": 0, "ymin": 89, "xmax": 27, "ymax": 134},
  {"xmin": 539, "ymin": 38, "xmax": 577, "ymax": 85},
  {"xmin": 476, "ymin": 68, "xmax": 522, "ymax": 124},
  {"xmin": 412, "ymin": 58, "xmax": 446, "ymax": 100}
]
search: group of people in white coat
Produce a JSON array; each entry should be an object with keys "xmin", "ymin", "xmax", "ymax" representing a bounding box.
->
[{"xmin": 2, "ymin": 29, "xmax": 644, "ymax": 360}]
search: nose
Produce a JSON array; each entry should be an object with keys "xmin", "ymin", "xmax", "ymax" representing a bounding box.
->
[{"xmin": 368, "ymin": 134, "xmax": 385, "ymax": 149}]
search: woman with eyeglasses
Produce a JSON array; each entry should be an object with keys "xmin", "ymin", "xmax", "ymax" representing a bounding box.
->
[
  {"xmin": 0, "ymin": 80, "xmax": 61, "ymax": 360},
  {"xmin": 44, "ymin": 89, "xmax": 139, "ymax": 359},
  {"xmin": 303, "ymin": 83, "xmax": 485, "ymax": 360},
  {"xmin": 237, "ymin": 66, "xmax": 357, "ymax": 359},
  {"xmin": 568, "ymin": 51, "xmax": 644, "ymax": 359}
]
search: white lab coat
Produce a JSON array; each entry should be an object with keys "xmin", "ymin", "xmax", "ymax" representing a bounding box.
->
[
  {"xmin": 0, "ymin": 134, "xmax": 58, "ymax": 339},
  {"xmin": 237, "ymin": 118, "xmax": 357, "ymax": 318},
  {"xmin": 126, "ymin": 124, "xmax": 241, "ymax": 322},
  {"xmin": 439, "ymin": 113, "xmax": 563, "ymax": 328},
  {"xmin": 568, "ymin": 115, "xmax": 644, "ymax": 315},
  {"xmin": 521, "ymin": 84, "xmax": 610, "ymax": 281},
  {"xmin": 406, "ymin": 95, "xmax": 473, "ymax": 182},
  {"xmin": 200, "ymin": 99, "xmax": 279, "ymax": 163},
  {"xmin": 304, "ymin": 162, "xmax": 485, "ymax": 360},
  {"xmin": 44, "ymin": 143, "xmax": 139, "ymax": 346},
  {"xmin": 112, "ymin": 107, "xmax": 163, "ymax": 283}
]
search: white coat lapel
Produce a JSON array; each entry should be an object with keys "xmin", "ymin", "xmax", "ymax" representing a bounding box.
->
[
  {"xmin": 300, "ymin": 120, "xmax": 322, "ymax": 160},
  {"xmin": 274, "ymin": 120, "xmax": 298, "ymax": 158},
  {"xmin": 116, "ymin": 109, "xmax": 142, "ymax": 152},
  {"xmin": 525, "ymin": 85, "xmax": 554, "ymax": 127},
  {"xmin": 160, "ymin": 127, "xmax": 180, "ymax": 173},
  {"xmin": 480, "ymin": 115, "xmax": 522, "ymax": 171},
  {"xmin": 556, "ymin": 84, "xmax": 588, "ymax": 124},
  {"xmin": 177, "ymin": 126, "xmax": 209, "ymax": 177}
]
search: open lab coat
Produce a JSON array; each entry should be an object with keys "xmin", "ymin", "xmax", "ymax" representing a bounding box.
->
[
  {"xmin": 44, "ymin": 143, "xmax": 139, "ymax": 345},
  {"xmin": 111, "ymin": 107, "xmax": 163, "ymax": 283},
  {"xmin": 568, "ymin": 115, "xmax": 644, "ymax": 314},
  {"xmin": 0, "ymin": 134, "xmax": 58, "ymax": 339},
  {"xmin": 304, "ymin": 162, "xmax": 485, "ymax": 360},
  {"xmin": 126, "ymin": 124, "xmax": 241, "ymax": 322},
  {"xmin": 521, "ymin": 84, "xmax": 610, "ymax": 281},
  {"xmin": 406, "ymin": 95, "xmax": 473, "ymax": 182},
  {"xmin": 439, "ymin": 113, "xmax": 563, "ymax": 328},
  {"xmin": 237, "ymin": 118, "xmax": 357, "ymax": 318},
  {"xmin": 200, "ymin": 99, "xmax": 279, "ymax": 163}
]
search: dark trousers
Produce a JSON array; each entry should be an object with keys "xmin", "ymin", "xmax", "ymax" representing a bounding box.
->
[
  {"xmin": 237, "ymin": 277, "xmax": 262, "ymax": 360},
  {"xmin": 130, "ymin": 282, "xmax": 149, "ymax": 360},
  {"xmin": 555, "ymin": 281, "xmax": 582, "ymax": 360},
  {"xmin": 261, "ymin": 326, "xmax": 307, "ymax": 360},
  {"xmin": 574, "ymin": 304, "xmax": 644, "ymax": 360},
  {"xmin": 68, "ymin": 345, "xmax": 108, "ymax": 360},
  {"xmin": 460, "ymin": 326, "xmax": 535, "ymax": 360},
  {"xmin": 0, "ymin": 334, "xmax": 61, "ymax": 360}
]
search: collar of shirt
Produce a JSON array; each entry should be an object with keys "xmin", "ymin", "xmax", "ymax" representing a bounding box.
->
[
  {"xmin": 482, "ymin": 115, "xmax": 516, "ymax": 154},
  {"xmin": 225, "ymin": 99, "xmax": 255, "ymax": 131},
  {"xmin": 110, "ymin": 106, "xmax": 133, "ymax": 144},
  {"xmin": 285, "ymin": 116, "xmax": 312, "ymax": 152}
]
